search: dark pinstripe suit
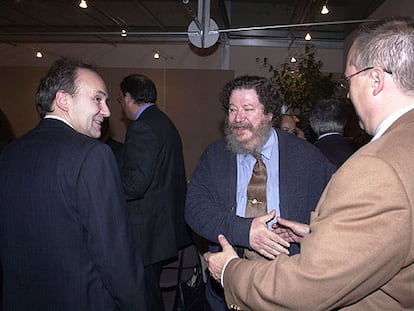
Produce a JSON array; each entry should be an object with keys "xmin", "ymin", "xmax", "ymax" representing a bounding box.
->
[{"xmin": 0, "ymin": 119, "xmax": 145, "ymax": 311}]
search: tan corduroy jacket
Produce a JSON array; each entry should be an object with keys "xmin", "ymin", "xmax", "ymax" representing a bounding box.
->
[{"xmin": 223, "ymin": 109, "xmax": 414, "ymax": 311}]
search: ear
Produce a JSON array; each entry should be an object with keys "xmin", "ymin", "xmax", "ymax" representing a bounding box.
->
[
  {"xmin": 371, "ymin": 67, "xmax": 385, "ymax": 96},
  {"xmin": 122, "ymin": 92, "xmax": 134, "ymax": 106},
  {"xmin": 125, "ymin": 92, "xmax": 132, "ymax": 100},
  {"xmin": 55, "ymin": 90, "xmax": 70, "ymax": 112}
]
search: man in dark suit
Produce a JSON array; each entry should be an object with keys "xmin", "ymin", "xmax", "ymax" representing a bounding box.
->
[
  {"xmin": 309, "ymin": 99, "xmax": 355, "ymax": 168},
  {"xmin": 0, "ymin": 58, "xmax": 146, "ymax": 310},
  {"xmin": 185, "ymin": 75, "xmax": 336, "ymax": 311},
  {"xmin": 118, "ymin": 74, "xmax": 190, "ymax": 311}
]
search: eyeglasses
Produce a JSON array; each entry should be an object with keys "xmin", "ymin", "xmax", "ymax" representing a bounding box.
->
[{"xmin": 339, "ymin": 67, "xmax": 393, "ymax": 91}]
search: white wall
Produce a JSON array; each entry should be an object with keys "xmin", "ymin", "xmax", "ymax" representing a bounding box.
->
[
  {"xmin": 230, "ymin": 45, "xmax": 343, "ymax": 77},
  {"xmin": 343, "ymin": 0, "xmax": 414, "ymax": 63},
  {"xmin": 370, "ymin": 0, "xmax": 414, "ymax": 18},
  {"xmin": 0, "ymin": 40, "xmax": 343, "ymax": 78}
]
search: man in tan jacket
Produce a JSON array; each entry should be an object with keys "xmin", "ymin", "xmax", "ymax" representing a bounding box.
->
[{"xmin": 204, "ymin": 17, "xmax": 414, "ymax": 311}]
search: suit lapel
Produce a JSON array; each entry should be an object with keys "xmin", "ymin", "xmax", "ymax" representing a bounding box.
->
[{"xmin": 228, "ymin": 150, "xmax": 237, "ymax": 213}]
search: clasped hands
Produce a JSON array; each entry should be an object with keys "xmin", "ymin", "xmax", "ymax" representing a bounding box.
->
[{"xmin": 204, "ymin": 210, "xmax": 310, "ymax": 283}]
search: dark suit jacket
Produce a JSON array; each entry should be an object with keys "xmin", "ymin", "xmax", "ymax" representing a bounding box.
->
[
  {"xmin": 105, "ymin": 136, "xmax": 124, "ymax": 169},
  {"xmin": 121, "ymin": 105, "xmax": 190, "ymax": 266},
  {"xmin": 314, "ymin": 133, "xmax": 355, "ymax": 168},
  {"xmin": 0, "ymin": 140, "xmax": 6, "ymax": 154},
  {"xmin": 185, "ymin": 128, "xmax": 336, "ymax": 256},
  {"xmin": 0, "ymin": 119, "xmax": 145, "ymax": 311}
]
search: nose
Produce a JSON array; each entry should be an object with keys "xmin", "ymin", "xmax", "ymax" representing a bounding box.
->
[
  {"xmin": 234, "ymin": 109, "xmax": 246, "ymax": 122},
  {"xmin": 101, "ymin": 101, "xmax": 111, "ymax": 117}
]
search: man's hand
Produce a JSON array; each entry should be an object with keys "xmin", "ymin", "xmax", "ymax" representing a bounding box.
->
[
  {"xmin": 204, "ymin": 234, "xmax": 238, "ymax": 283},
  {"xmin": 250, "ymin": 210, "xmax": 290, "ymax": 259},
  {"xmin": 272, "ymin": 216, "xmax": 310, "ymax": 243}
]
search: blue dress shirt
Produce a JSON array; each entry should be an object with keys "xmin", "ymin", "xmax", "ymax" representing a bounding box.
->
[{"xmin": 134, "ymin": 103, "xmax": 154, "ymax": 120}]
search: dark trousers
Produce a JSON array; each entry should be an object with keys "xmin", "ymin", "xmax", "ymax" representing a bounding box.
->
[
  {"xmin": 144, "ymin": 262, "xmax": 165, "ymax": 311},
  {"xmin": 0, "ymin": 263, "xmax": 2, "ymax": 311},
  {"xmin": 206, "ymin": 274, "xmax": 229, "ymax": 311}
]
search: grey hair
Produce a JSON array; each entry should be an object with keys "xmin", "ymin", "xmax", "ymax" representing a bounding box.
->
[
  {"xmin": 350, "ymin": 17, "xmax": 414, "ymax": 94},
  {"xmin": 309, "ymin": 99, "xmax": 347, "ymax": 136}
]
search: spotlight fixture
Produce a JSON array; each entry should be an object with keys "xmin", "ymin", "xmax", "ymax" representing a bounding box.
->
[
  {"xmin": 305, "ymin": 32, "xmax": 312, "ymax": 41},
  {"xmin": 79, "ymin": 0, "xmax": 87, "ymax": 9},
  {"xmin": 152, "ymin": 48, "xmax": 173, "ymax": 60},
  {"xmin": 321, "ymin": 4, "xmax": 329, "ymax": 15},
  {"xmin": 121, "ymin": 29, "xmax": 128, "ymax": 37},
  {"xmin": 290, "ymin": 57, "xmax": 297, "ymax": 63},
  {"xmin": 36, "ymin": 51, "xmax": 43, "ymax": 58}
]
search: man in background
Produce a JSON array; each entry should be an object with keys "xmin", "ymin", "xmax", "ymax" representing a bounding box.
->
[
  {"xmin": 309, "ymin": 99, "xmax": 355, "ymax": 167},
  {"xmin": 118, "ymin": 74, "xmax": 190, "ymax": 311},
  {"xmin": 205, "ymin": 17, "xmax": 414, "ymax": 311},
  {"xmin": 186, "ymin": 75, "xmax": 335, "ymax": 310},
  {"xmin": 276, "ymin": 113, "xmax": 306, "ymax": 139},
  {"xmin": 0, "ymin": 57, "xmax": 145, "ymax": 310}
]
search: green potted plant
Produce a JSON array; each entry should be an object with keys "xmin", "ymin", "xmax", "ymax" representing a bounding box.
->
[{"xmin": 258, "ymin": 45, "xmax": 338, "ymax": 138}]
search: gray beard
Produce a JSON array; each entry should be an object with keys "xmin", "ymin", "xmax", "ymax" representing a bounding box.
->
[{"xmin": 224, "ymin": 119, "xmax": 272, "ymax": 155}]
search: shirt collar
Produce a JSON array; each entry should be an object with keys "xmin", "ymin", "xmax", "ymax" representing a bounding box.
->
[
  {"xmin": 261, "ymin": 128, "xmax": 275, "ymax": 160},
  {"xmin": 318, "ymin": 132, "xmax": 341, "ymax": 140},
  {"xmin": 135, "ymin": 103, "xmax": 154, "ymax": 120},
  {"xmin": 372, "ymin": 104, "xmax": 414, "ymax": 141},
  {"xmin": 44, "ymin": 115, "xmax": 74, "ymax": 129}
]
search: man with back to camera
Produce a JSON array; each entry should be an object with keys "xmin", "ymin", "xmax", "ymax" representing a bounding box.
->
[
  {"xmin": 205, "ymin": 17, "xmax": 414, "ymax": 311},
  {"xmin": 118, "ymin": 74, "xmax": 191, "ymax": 311},
  {"xmin": 309, "ymin": 98, "xmax": 355, "ymax": 168},
  {"xmin": 0, "ymin": 57, "xmax": 146, "ymax": 311},
  {"xmin": 185, "ymin": 75, "xmax": 336, "ymax": 310}
]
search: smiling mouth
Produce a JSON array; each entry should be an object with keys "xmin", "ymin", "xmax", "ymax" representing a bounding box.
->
[
  {"xmin": 232, "ymin": 123, "xmax": 251, "ymax": 132},
  {"xmin": 94, "ymin": 120, "xmax": 103, "ymax": 128},
  {"xmin": 234, "ymin": 126, "xmax": 247, "ymax": 132},
  {"xmin": 231, "ymin": 127, "xmax": 251, "ymax": 139},
  {"xmin": 231, "ymin": 121, "xmax": 251, "ymax": 128}
]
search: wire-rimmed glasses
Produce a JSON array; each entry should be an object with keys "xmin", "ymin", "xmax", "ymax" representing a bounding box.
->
[{"xmin": 339, "ymin": 67, "xmax": 393, "ymax": 91}]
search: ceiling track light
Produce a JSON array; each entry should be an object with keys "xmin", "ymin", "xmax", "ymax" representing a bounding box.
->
[
  {"xmin": 36, "ymin": 51, "xmax": 43, "ymax": 58},
  {"xmin": 152, "ymin": 48, "xmax": 173, "ymax": 60},
  {"xmin": 79, "ymin": 0, "xmax": 88, "ymax": 9},
  {"xmin": 290, "ymin": 56, "xmax": 297, "ymax": 63},
  {"xmin": 305, "ymin": 32, "xmax": 312, "ymax": 41},
  {"xmin": 121, "ymin": 29, "xmax": 128, "ymax": 37},
  {"xmin": 321, "ymin": 3, "xmax": 329, "ymax": 15}
]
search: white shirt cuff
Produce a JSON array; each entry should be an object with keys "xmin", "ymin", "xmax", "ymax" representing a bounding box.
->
[{"xmin": 221, "ymin": 256, "xmax": 239, "ymax": 287}]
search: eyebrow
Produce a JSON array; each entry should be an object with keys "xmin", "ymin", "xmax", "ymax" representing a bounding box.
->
[{"xmin": 96, "ymin": 90, "xmax": 109, "ymax": 99}]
